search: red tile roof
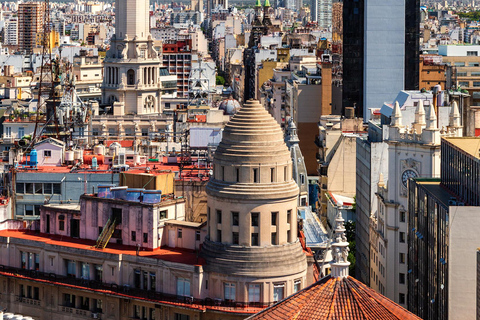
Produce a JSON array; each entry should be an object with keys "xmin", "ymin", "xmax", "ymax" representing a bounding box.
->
[{"xmin": 247, "ymin": 275, "xmax": 422, "ymax": 320}]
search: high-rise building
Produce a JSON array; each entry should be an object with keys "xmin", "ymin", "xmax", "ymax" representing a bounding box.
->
[
  {"xmin": 310, "ymin": 0, "xmax": 332, "ymax": 30},
  {"xmin": 4, "ymin": 17, "xmax": 18, "ymax": 46},
  {"xmin": 102, "ymin": 0, "xmax": 163, "ymax": 115},
  {"xmin": 18, "ymin": 2, "xmax": 44, "ymax": 54},
  {"xmin": 343, "ymin": 0, "xmax": 419, "ymax": 120}
]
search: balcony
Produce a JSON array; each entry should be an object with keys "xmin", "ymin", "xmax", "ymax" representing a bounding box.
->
[
  {"xmin": 59, "ymin": 305, "xmax": 101, "ymax": 318},
  {"xmin": 0, "ymin": 265, "xmax": 268, "ymax": 313},
  {"xmin": 15, "ymin": 295, "xmax": 41, "ymax": 306}
]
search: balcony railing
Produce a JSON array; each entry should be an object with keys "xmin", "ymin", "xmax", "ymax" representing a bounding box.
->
[
  {"xmin": 15, "ymin": 295, "xmax": 41, "ymax": 306},
  {"xmin": 0, "ymin": 265, "xmax": 269, "ymax": 312}
]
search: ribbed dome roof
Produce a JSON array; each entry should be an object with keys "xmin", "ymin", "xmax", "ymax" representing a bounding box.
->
[
  {"xmin": 247, "ymin": 275, "xmax": 423, "ymax": 320},
  {"xmin": 219, "ymin": 97, "xmax": 241, "ymax": 115},
  {"xmin": 214, "ymin": 99, "xmax": 291, "ymax": 164}
]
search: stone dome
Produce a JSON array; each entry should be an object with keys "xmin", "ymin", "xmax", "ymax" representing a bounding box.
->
[
  {"xmin": 207, "ymin": 99, "xmax": 299, "ymax": 200},
  {"xmin": 218, "ymin": 97, "xmax": 241, "ymax": 115}
]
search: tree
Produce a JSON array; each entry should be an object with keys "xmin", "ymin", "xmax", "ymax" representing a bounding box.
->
[
  {"xmin": 216, "ymin": 75, "xmax": 225, "ymax": 86},
  {"xmin": 345, "ymin": 220, "xmax": 356, "ymax": 277}
]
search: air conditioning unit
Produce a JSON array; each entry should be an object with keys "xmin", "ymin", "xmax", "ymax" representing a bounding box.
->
[{"xmin": 91, "ymin": 313, "xmax": 99, "ymax": 319}]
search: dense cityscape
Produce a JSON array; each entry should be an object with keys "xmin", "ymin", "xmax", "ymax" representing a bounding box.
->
[{"xmin": 0, "ymin": 0, "xmax": 476, "ymax": 319}]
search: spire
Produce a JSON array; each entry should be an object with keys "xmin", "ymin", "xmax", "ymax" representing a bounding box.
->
[
  {"xmin": 449, "ymin": 101, "xmax": 461, "ymax": 127},
  {"xmin": 285, "ymin": 118, "xmax": 300, "ymax": 147},
  {"xmin": 390, "ymin": 101, "xmax": 403, "ymax": 127},
  {"xmin": 426, "ymin": 104, "xmax": 438, "ymax": 130},
  {"xmin": 378, "ymin": 172, "xmax": 385, "ymax": 188},
  {"xmin": 330, "ymin": 212, "xmax": 350, "ymax": 278},
  {"xmin": 255, "ymin": 0, "xmax": 261, "ymax": 7},
  {"xmin": 415, "ymin": 100, "xmax": 426, "ymax": 125},
  {"xmin": 264, "ymin": 0, "xmax": 271, "ymax": 7}
]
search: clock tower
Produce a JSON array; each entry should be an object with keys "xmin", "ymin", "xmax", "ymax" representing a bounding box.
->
[
  {"xmin": 369, "ymin": 100, "xmax": 462, "ymax": 305},
  {"xmin": 102, "ymin": 0, "xmax": 163, "ymax": 115}
]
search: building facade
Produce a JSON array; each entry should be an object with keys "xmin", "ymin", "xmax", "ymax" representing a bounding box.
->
[{"xmin": 18, "ymin": 2, "xmax": 44, "ymax": 54}]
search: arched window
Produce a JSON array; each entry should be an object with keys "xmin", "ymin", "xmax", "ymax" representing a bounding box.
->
[{"xmin": 127, "ymin": 69, "xmax": 135, "ymax": 85}]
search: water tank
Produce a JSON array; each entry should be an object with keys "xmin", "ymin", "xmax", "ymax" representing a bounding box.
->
[
  {"xmin": 345, "ymin": 107, "xmax": 355, "ymax": 119},
  {"xmin": 126, "ymin": 188, "xmax": 144, "ymax": 202},
  {"xmin": 143, "ymin": 190, "xmax": 162, "ymax": 204},
  {"xmin": 98, "ymin": 184, "xmax": 116, "ymax": 199},
  {"xmin": 109, "ymin": 142, "xmax": 121, "ymax": 156},
  {"xmin": 92, "ymin": 156, "xmax": 98, "ymax": 170},
  {"xmin": 65, "ymin": 150, "xmax": 74, "ymax": 162},
  {"xmin": 28, "ymin": 149, "xmax": 38, "ymax": 166},
  {"xmin": 94, "ymin": 144, "xmax": 105, "ymax": 155},
  {"xmin": 74, "ymin": 149, "xmax": 83, "ymax": 160},
  {"xmin": 111, "ymin": 186, "xmax": 128, "ymax": 200}
]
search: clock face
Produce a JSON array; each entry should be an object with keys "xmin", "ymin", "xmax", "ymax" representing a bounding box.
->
[{"xmin": 402, "ymin": 169, "xmax": 418, "ymax": 188}]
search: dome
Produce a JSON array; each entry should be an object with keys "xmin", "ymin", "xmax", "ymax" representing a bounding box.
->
[
  {"xmin": 207, "ymin": 99, "xmax": 299, "ymax": 200},
  {"xmin": 218, "ymin": 97, "xmax": 241, "ymax": 115}
]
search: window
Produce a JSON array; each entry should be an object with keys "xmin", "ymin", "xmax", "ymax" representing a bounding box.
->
[
  {"xmin": 93, "ymin": 299, "xmax": 103, "ymax": 313},
  {"xmin": 399, "ymin": 232, "xmax": 405, "ymax": 243},
  {"xmin": 174, "ymin": 314, "xmax": 190, "ymax": 320},
  {"xmin": 195, "ymin": 231, "xmax": 200, "ymax": 241},
  {"xmin": 80, "ymin": 296, "xmax": 89, "ymax": 310},
  {"xmin": 294, "ymin": 279, "xmax": 301, "ymax": 293},
  {"xmin": 59, "ymin": 220, "xmax": 65, "ymax": 231},
  {"xmin": 287, "ymin": 210, "xmax": 292, "ymax": 224},
  {"xmin": 399, "ymin": 253, "xmax": 406, "ymax": 264},
  {"xmin": 232, "ymin": 212, "xmax": 239, "ymax": 226},
  {"xmin": 44, "ymin": 150, "xmax": 52, "ymax": 157},
  {"xmin": 248, "ymin": 284, "xmax": 260, "ymax": 303},
  {"xmin": 253, "ymin": 168, "xmax": 258, "ymax": 183},
  {"xmin": 217, "ymin": 229, "xmax": 222, "ymax": 242},
  {"xmin": 66, "ymin": 260, "xmax": 76, "ymax": 277},
  {"xmin": 53, "ymin": 183, "xmax": 61, "ymax": 194},
  {"xmin": 25, "ymin": 205, "xmax": 33, "ymax": 216},
  {"xmin": 271, "ymin": 232, "xmax": 277, "ymax": 245},
  {"xmin": 224, "ymin": 282, "xmax": 236, "ymax": 301},
  {"xmin": 25, "ymin": 183, "xmax": 33, "ymax": 194},
  {"xmin": 134, "ymin": 269, "xmax": 141, "ymax": 288},
  {"xmin": 18, "ymin": 127, "xmax": 24, "ymax": 138},
  {"xmin": 271, "ymin": 168, "xmax": 275, "ymax": 182},
  {"xmin": 236, "ymin": 168, "xmax": 239, "ymax": 182},
  {"xmin": 94, "ymin": 265, "xmax": 103, "ymax": 281},
  {"xmin": 21, "ymin": 251, "xmax": 27, "ymax": 269},
  {"xmin": 143, "ymin": 233, "xmax": 148, "ymax": 243},
  {"xmin": 131, "ymin": 231, "xmax": 136, "ymax": 242},
  {"xmin": 33, "ymin": 286, "xmax": 39, "ymax": 300},
  {"xmin": 159, "ymin": 210, "xmax": 167, "ymax": 219},
  {"xmin": 16, "ymin": 183, "xmax": 24, "ymax": 194},
  {"xmin": 284, "ymin": 166, "xmax": 287, "ymax": 181},
  {"xmin": 221, "ymin": 166, "xmax": 224, "ymax": 180},
  {"xmin": 176, "ymin": 278, "xmax": 190, "ymax": 297},
  {"xmin": 467, "ymin": 51, "xmax": 478, "ymax": 56},
  {"xmin": 44, "ymin": 183, "xmax": 52, "ymax": 194},
  {"xmin": 5, "ymin": 127, "xmax": 11, "ymax": 137},
  {"xmin": 232, "ymin": 232, "xmax": 239, "ymax": 245},
  {"xmin": 64, "ymin": 293, "xmax": 76, "ymax": 307},
  {"xmin": 473, "ymin": 82, "xmax": 480, "ymax": 87},
  {"xmin": 150, "ymin": 272, "xmax": 156, "ymax": 291},
  {"xmin": 251, "ymin": 233, "xmax": 259, "ymax": 246},
  {"xmin": 178, "ymin": 229, "xmax": 182, "ymax": 238},
  {"xmin": 399, "ymin": 273, "xmax": 405, "ymax": 284},
  {"xmin": 141, "ymin": 128, "xmax": 148, "ymax": 136},
  {"xmin": 271, "ymin": 212, "xmax": 277, "ymax": 225},
  {"xmin": 273, "ymin": 283, "xmax": 284, "ymax": 302},
  {"xmin": 216, "ymin": 210, "xmax": 222, "ymax": 224},
  {"xmin": 399, "ymin": 293, "xmax": 406, "ymax": 304},
  {"xmin": 251, "ymin": 212, "xmax": 259, "ymax": 226},
  {"xmin": 400, "ymin": 211, "xmax": 406, "ymax": 222},
  {"xmin": 300, "ymin": 174, "xmax": 305, "ymax": 185}
]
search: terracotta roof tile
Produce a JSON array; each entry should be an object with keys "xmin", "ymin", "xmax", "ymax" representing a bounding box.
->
[{"xmin": 247, "ymin": 276, "xmax": 422, "ymax": 320}]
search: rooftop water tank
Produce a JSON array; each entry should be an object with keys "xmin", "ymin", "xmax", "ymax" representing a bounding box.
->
[
  {"xmin": 92, "ymin": 156, "xmax": 98, "ymax": 170},
  {"xmin": 74, "ymin": 149, "xmax": 83, "ymax": 160},
  {"xmin": 109, "ymin": 142, "xmax": 121, "ymax": 155},
  {"xmin": 98, "ymin": 184, "xmax": 116, "ymax": 199},
  {"xmin": 65, "ymin": 150, "xmax": 74, "ymax": 162},
  {"xmin": 143, "ymin": 190, "xmax": 162, "ymax": 204},
  {"xmin": 111, "ymin": 186, "xmax": 128, "ymax": 200},
  {"xmin": 27, "ymin": 149, "xmax": 37, "ymax": 166},
  {"xmin": 94, "ymin": 144, "xmax": 105, "ymax": 156},
  {"xmin": 126, "ymin": 188, "xmax": 144, "ymax": 202}
]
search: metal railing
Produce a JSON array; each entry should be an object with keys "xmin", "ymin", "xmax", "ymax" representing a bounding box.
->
[{"xmin": 0, "ymin": 265, "xmax": 269, "ymax": 312}]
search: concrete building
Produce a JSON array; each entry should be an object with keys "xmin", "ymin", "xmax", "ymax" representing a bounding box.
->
[
  {"xmin": 310, "ymin": 0, "xmax": 332, "ymax": 30},
  {"xmin": 102, "ymin": 0, "xmax": 163, "ymax": 115},
  {"xmin": 18, "ymin": 2, "xmax": 44, "ymax": 54},
  {"xmin": 408, "ymin": 137, "xmax": 480, "ymax": 320},
  {"xmin": 4, "ymin": 17, "xmax": 18, "ymax": 46},
  {"xmin": 202, "ymin": 99, "xmax": 312, "ymax": 304}
]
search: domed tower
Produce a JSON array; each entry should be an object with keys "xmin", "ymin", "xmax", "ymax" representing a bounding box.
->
[{"xmin": 202, "ymin": 100, "xmax": 308, "ymax": 304}]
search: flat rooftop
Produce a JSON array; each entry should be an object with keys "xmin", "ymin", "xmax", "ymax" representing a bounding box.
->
[
  {"xmin": 0, "ymin": 230, "xmax": 203, "ymax": 266},
  {"xmin": 414, "ymin": 179, "xmax": 453, "ymax": 207},
  {"xmin": 443, "ymin": 137, "xmax": 480, "ymax": 160}
]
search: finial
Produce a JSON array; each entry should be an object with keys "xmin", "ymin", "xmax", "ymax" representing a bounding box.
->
[
  {"xmin": 330, "ymin": 212, "xmax": 350, "ymax": 278},
  {"xmin": 426, "ymin": 105, "xmax": 438, "ymax": 130},
  {"xmin": 264, "ymin": 0, "xmax": 271, "ymax": 7},
  {"xmin": 378, "ymin": 172, "xmax": 385, "ymax": 188},
  {"xmin": 449, "ymin": 101, "xmax": 461, "ymax": 127},
  {"xmin": 390, "ymin": 101, "xmax": 403, "ymax": 127},
  {"xmin": 255, "ymin": 0, "xmax": 261, "ymax": 7},
  {"xmin": 415, "ymin": 100, "xmax": 426, "ymax": 125}
]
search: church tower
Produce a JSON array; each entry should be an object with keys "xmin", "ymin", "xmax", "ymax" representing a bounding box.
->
[
  {"xmin": 102, "ymin": 0, "xmax": 162, "ymax": 115},
  {"xmin": 201, "ymin": 100, "xmax": 308, "ymax": 304}
]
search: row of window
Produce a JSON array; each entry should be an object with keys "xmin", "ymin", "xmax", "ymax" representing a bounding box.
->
[
  {"xmin": 19, "ymin": 284, "xmax": 39, "ymax": 300},
  {"xmin": 16, "ymin": 182, "xmax": 62, "ymax": 195},
  {"xmin": 21, "ymin": 251, "xmax": 39, "ymax": 270},
  {"xmin": 134, "ymin": 269, "xmax": 156, "ymax": 291},
  {"xmin": 64, "ymin": 293, "xmax": 103, "ymax": 313},
  {"xmin": 214, "ymin": 210, "xmax": 292, "ymax": 227},
  {"xmin": 218, "ymin": 165, "xmax": 297, "ymax": 184},
  {"xmin": 176, "ymin": 278, "xmax": 301, "ymax": 303},
  {"xmin": 65, "ymin": 259, "xmax": 104, "ymax": 281},
  {"xmin": 134, "ymin": 305, "xmax": 156, "ymax": 320}
]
